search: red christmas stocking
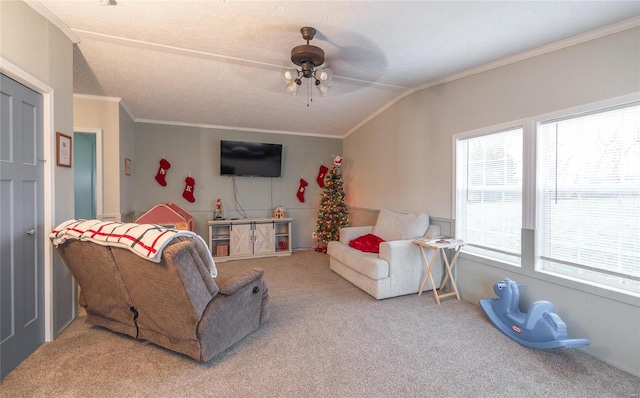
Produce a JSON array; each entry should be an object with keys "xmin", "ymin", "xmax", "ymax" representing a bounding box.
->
[
  {"xmin": 182, "ymin": 176, "xmax": 196, "ymax": 203},
  {"xmin": 155, "ymin": 158, "xmax": 171, "ymax": 186},
  {"xmin": 296, "ymin": 178, "xmax": 308, "ymax": 202},
  {"xmin": 317, "ymin": 164, "xmax": 329, "ymax": 187}
]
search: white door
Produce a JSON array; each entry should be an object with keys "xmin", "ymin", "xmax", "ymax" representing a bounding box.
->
[
  {"xmin": 230, "ymin": 223, "xmax": 253, "ymax": 256},
  {"xmin": 0, "ymin": 73, "xmax": 45, "ymax": 380},
  {"xmin": 254, "ymin": 223, "xmax": 275, "ymax": 255}
]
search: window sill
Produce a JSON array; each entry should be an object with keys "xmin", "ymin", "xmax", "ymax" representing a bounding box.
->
[{"xmin": 458, "ymin": 251, "xmax": 640, "ymax": 307}]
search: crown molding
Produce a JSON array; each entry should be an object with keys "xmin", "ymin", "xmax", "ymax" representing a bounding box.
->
[
  {"xmin": 343, "ymin": 16, "xmax": 640, "ymax": 138},
  {"xmin": 73, "ymin": 94, "xmax": 136, "ymax": 122},
  {"xmin": 25, "ymin": 1, "xmax": 80, "ymax": 44},
  {"xmin": 73, "ymin": 94, "xmax": 337, "ymax": 137},
  {"xmin": 409, "ymin": 16, "xmax": 640, "ymax": 97},
  {"xmin": 73, "ymin": 93, "xmax": 121, "ymax": 103},
  {"xmin": 119, "ymin": 100, "xmax": 136, "ymax": 123},
  {"xmin": 135, "ymin": 119, "xmax": 340, "ymax": 139}
]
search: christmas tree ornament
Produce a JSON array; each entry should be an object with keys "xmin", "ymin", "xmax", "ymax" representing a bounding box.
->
[
  {"xmin": 183, "ymin": 176, "xmax": 196, "ymax": 203},
  {"xmin": 296, "ymin": 178, "xmax": 308, "ymax": 202},
  {"xmin": 315, "ymin": 165, "xmax": 349, "ymax": 252},
  {"xmin": 316, "ymin": 164, "xmax": 329, "ymax": 187},
  {"xmin": 332, "ymin": 155, "xmax": 343, "ymax": 168},
  {"xmin": 155, "ymin": 158, "xmax": 171, "ymax": 186}
]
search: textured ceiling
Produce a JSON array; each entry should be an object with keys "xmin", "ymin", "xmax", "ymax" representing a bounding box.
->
[{"xmin": 37, "ymin": 1, "xmax": 640, "ymax": 138}]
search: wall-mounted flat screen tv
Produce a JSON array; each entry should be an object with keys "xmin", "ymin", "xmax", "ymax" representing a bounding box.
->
[{"xmin": 220, "ymin": 140, "xmax": 283, "ymax": 177}]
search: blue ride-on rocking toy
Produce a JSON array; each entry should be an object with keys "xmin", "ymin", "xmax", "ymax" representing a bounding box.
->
[{"xmin": 479, "ymin": 278, "xmax": 590, "ymax": 349}]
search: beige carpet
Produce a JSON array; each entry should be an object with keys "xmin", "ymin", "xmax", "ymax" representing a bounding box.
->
[{"xmin": 1, "ymin": 250, "xmax": 638, "ymax": 397}]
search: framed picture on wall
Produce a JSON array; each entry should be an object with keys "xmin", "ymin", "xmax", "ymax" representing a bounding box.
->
[
  {"xmin": 56, "ymin": 132, "xmax": 72, "ymax": 167},
  {"xmin": 124, "ymin": 158, "xmax": 132, "ymax": 175}
]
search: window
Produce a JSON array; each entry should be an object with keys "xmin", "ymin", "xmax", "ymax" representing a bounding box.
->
[
  {"xmin": 454, "ymin": 97, "xmax": 639, "ymax": 296},
  {"xmin": 456, "ymin": 127, "xmax": 523, "ymax": 265},
  {"xmin": 537, "ymin": 102, "xmax": 640, "ymax": 295}
]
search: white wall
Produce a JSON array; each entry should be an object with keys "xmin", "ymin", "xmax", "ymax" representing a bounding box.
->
[
  {"xmin": 344, "ymin": 27, "xmax": 640, "ymax": 376},
  {"xmin": 134, "ymin": 123, "xmax": 342, "ymax": 248},
  {"xmin": 1, "ymin": 0, "xmax": 76, "ymax": 337}
]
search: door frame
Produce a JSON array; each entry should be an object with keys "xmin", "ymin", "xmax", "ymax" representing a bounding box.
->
[
  {"xmin": 1, "ymin": 57, "xmax": 56, "ymax": 341},
  {"xmin": 73, "ymin": 128, "xmax": 104, "ymax": 219}
]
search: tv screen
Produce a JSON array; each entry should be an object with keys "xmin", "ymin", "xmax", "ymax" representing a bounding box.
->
[{"xmin": 220, "ymin": 140, "xmax": 283, "ymax": 177}]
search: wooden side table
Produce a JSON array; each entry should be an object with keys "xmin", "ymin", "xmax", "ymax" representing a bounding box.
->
[{"xmin": 413, "ymin": 238, "xmax": 465, "ymax": 305}]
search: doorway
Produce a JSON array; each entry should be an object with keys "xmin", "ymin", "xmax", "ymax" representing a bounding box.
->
[
  {"xmin": 74, "ymin": 132, "xmax": 97, "ymax": 219},
  {"xmin": 73, "ymin": 128, "xmax": 103, "ymax": 220}
]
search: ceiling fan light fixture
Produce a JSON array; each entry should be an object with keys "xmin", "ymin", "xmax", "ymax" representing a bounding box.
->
[
  {"xmin": 316, "ymin": 81, "xmax": 331, "ymax": 97},
  {"xmin": 314, "ymin": 68, "xmax": 332, "ymax": 83},
  {"xmin": 282, "ymin": 27, "xmax": 332, "ymax": 103},
  {"xmin": 286, "ymin": 79, "xmax": 301, "ymax": 95},
  {"xmin": 281, "ymin": 69, "xmax": 298, "ymax": 84}
]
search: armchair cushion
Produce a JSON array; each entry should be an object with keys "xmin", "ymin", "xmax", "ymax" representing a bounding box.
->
[
  {"xmin": 349, "ymin": 234, "xmax": 385, "ymax": 253},
  {"xmin": 328, "ymin": 242, "xmax": 389, "ymax": 280},
  {"xmin": 372, "ymin": 209, "xmax": 430, "ymax": 241}
]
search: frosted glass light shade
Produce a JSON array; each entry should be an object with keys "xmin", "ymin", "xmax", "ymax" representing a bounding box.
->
[
  {"xmin": 286, "ymin": 80, "xmax": 300, "ymax": 95},
  {"xmin": 314, "ymin": 68, "xmax": 332, "ymax": 83},
  {"xmin": 281, "ymin": 69, "xmax": 298, "ymax": 84},
  {"xmin": 316, "ymin": 81, "xmax": 331, "ymax": 97}
]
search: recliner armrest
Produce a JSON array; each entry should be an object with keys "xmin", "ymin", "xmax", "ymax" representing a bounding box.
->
[{"xmin": 216, "ymin": 267, "xmax": 265, "ymax": 296}]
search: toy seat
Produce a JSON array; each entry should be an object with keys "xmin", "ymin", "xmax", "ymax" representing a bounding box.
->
[{"xmin": 479, "ymin": 278, "xmax": 589, "ymax": 349}]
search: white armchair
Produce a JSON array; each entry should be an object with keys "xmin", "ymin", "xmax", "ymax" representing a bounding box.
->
[{"xmin": 327, "ymin": 210, "xmax": 444, "ymax": 300}]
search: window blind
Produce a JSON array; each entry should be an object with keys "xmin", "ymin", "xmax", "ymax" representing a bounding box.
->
[
  {"xmin": 456, "ymin": 128, "xmax": 523, "ymax": 264},
  {"xmin": 537, "ymin": 102, "xmax": 640, "ymax": 292}
]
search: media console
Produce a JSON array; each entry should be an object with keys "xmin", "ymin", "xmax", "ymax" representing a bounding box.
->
[{"xmin": 207, "ymin": 218, "xmax": 292, "ymax": 262}]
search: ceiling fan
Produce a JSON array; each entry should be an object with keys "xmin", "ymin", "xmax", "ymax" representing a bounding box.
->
[{"xmin": 281, "ymin": 27, "xmax": 333, "ymax": 102}]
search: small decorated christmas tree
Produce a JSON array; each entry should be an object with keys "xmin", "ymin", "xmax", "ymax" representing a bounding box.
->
[{"xmin": 315, "ymin": 156, "xmax": 349, "ymax": 252}]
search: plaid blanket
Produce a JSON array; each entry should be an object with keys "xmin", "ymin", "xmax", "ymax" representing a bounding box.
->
[{"xmin": 50, "ymin": 219, "xmax": 216, "ymax": 277}]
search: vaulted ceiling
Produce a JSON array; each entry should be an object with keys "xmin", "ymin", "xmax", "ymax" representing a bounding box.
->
[{"xmin": 36, "ymin": 1, "xmax": 640, "ymax": 138}]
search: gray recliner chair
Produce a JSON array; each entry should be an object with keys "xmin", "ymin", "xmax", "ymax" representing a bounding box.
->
[{"xmin": 53, "ymin": 234, "xmax": 270, "ymax": 362}]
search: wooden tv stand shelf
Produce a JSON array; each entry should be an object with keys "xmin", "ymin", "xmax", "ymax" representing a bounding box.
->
[{"xmin": 208, "ymin": 218, "xmax": 292, "ymax": 262}]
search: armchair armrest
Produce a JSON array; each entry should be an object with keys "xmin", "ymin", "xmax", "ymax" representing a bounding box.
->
[
  {"xmin": 378, "ymin": 239, "xmax": 424, "ymax": 265},
  {"xmin": 338, "ymin": 226, "xmax": 374, "ymax": 245},
  {"xmin": 216, "ymin": 267, "xmax": 265, "ymax": 296},
  {"xmin": 378, "ymin": 239, "xmax": 442, "ymax": 293}
]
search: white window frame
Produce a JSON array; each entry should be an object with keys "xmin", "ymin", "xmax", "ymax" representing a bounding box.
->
[
  {"xmin": 534, "ymin": 98, "xmax": 640, "ymax": 297},
  {"xmin": 453, "ymin": 120, "xmax": 527, "ymax": 266},
  {"xmin": 452, "ymin": 93, "xmax": 640, "ymax": 298}
]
